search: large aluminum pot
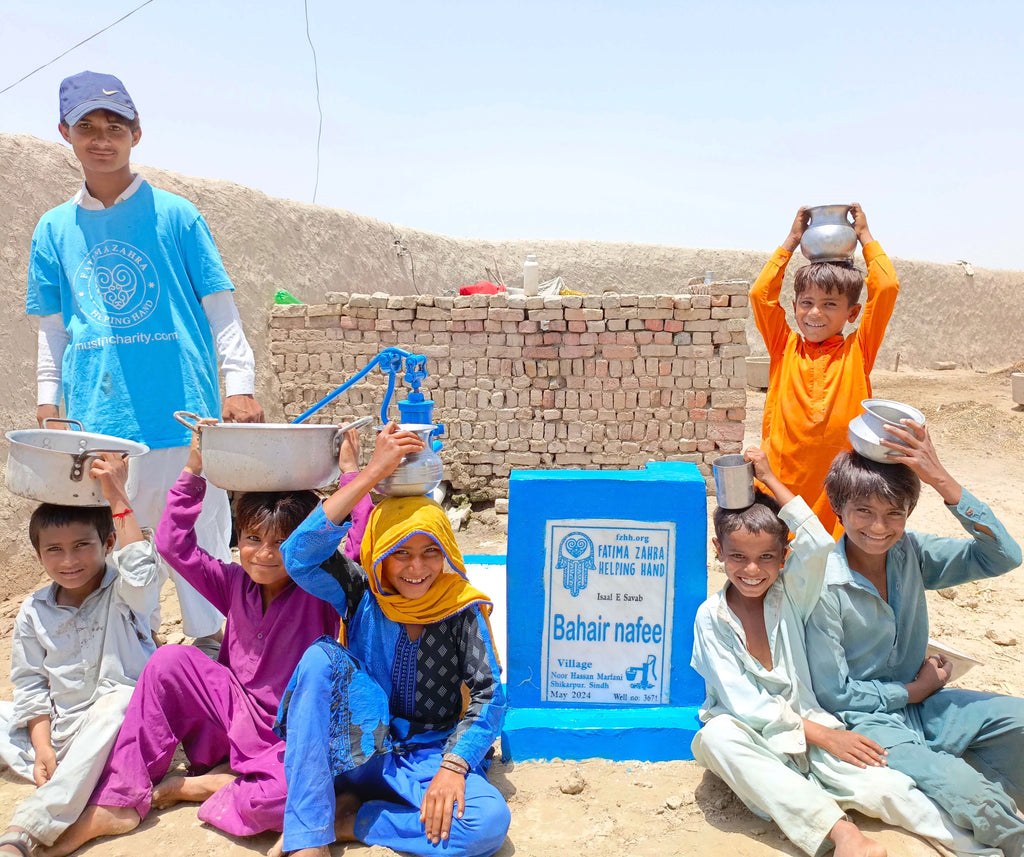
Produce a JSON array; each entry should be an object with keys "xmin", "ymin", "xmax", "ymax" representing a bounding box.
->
[
  {"xmin": 6, "ymin": 419, "xmax": 148, "ymax": 506},
  {"xmin": 175, "ymin": 412, "xmax": 372, "ymax": 492}
]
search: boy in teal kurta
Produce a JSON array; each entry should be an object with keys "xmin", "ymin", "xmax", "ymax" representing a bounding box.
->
[{"xmin": 806, "ymin": 421, "xmax": 1024, "ymax": 857}]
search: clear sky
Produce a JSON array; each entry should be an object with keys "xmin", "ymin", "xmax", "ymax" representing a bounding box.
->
[{"xmin": 3, "ymin": 0, "xmax": 1022, "ymax": 270}]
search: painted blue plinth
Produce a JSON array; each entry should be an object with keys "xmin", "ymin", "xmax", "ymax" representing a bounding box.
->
[
  {"xmin": 501, "ymin": 706, "xmax": 702, "ymax": 762},
  {"xmin": 502, "ymin": 463, "xmax": 708, "ymax": 762}
]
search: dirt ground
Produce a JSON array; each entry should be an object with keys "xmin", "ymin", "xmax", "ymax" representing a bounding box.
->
[{"xmin": 0, "ymin": 366, "xmax": 1021, "ymax": 857}]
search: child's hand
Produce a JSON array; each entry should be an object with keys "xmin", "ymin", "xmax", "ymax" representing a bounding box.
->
[
  {"xmin": 907, "ymin": 653, "xmax": 952, "ymax": 704},
  {"xmin": 743, "ymin": 446, "xmax": 773, "ymax": 483},
  {"xmin": 32, "ymin": 745, "xmax": 58, "ymax": 786},
  {"xmin": 337, "ymin": 427, "xmax": 361, "ymax": 475},
  {"xmin": 90, "ymin": 452, "xmax": 131, "ymax": 510},
  {"xmin": 880, "ymin": 421, "xmax": 961, "ymax": 505},
  {"xmin": 849, "ymin": 203, "xmax": 874, "ymax": 245},
  {"xmin": 817, "ymin": 728, "xmax": 888, "ymax": 768},
  {"xmin": 781, "ymin": 206, "xmax": 810, "ymax": 253},
  {"xmin": 742, "ymin": 445, "xmax": 796, "ymax": 506},
  {"xmin": 184, "ymin": 418, "xmax": 218, "ymax": 476},
  {"xmin": 420, "ymin": 767, "xmax": 466, "ymax": 844},
  {"xmin": 366, "ymin": 422, "xmax": 426, "ymax": 481}
]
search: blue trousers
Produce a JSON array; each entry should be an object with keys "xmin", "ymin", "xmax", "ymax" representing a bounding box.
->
[
  {"xmin": 281, "ymin": 644, "xmax": 510, "ymax": 856},
  {"xmin": 868, "ymin": 689, "xmax": 1024, "ymax": 857}
]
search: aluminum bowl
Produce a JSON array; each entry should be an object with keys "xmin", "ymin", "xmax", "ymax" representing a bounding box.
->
[
  {"xmin": 848, "ymin": 415, "xmax": 905, "ymax": 463},
  {"xmin": 860, "ymin": 399, "xmax": 926, "ymax": 439}
]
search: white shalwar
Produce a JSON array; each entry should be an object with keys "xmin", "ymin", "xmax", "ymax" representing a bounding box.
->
[
  {"xmin": 0, "ymin": 540, "xmax": 159, "ymax": 845},
  {"xmin": 690, "ymin": 497, "xmax": 991, "ymax": 857}
]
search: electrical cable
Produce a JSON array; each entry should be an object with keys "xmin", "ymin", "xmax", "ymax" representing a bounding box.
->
[
  {"xmin": 0, "ymin": 0, "xmax": 158, "ymax": 97},
  {"xmin": 303, "ymin": 0, "xmax": 324, "ymax": 204}
]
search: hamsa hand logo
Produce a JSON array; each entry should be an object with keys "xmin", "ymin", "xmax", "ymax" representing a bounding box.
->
[
  {"xmin": 73, "ymin": 241, "xmax": 159, "ymax": 328},
  {"xmin": 95, "ymin": 264, "xmax": 137, "ymax": 310},
  {"xmin": 557, "ymin": 531, "xmax": 595, "ymax": 597}
]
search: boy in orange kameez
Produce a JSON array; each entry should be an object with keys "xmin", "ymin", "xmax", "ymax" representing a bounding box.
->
[{"xmin": 750, "ymin": 204, "xmax": 898, "ymax": 536}]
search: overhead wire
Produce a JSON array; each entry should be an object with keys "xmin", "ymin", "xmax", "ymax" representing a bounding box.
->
[
  {"xmin": 303, "ymin": 0, "xmax": 324, "ymax": 204},
  {"xmin": 0, "ymin": 0, "xmax": 158, "ymax": 97},
  {"xmin": 4, "ymin": 0, "xmax": 327, "ymax": 207}
]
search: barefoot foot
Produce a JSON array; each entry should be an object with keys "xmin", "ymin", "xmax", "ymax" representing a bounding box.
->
[
  {"xmin": 266, "ymin": 793, "xmax": 359, "ymax": 857},
  {"xmin": 39, "ymin": 805, "xmax": 140, "ymax": 857},
  {"xmin": 334, "ymin": 792, "xmax": 361, "ymax": 842},
  {"xmin": 151, "ymin": 763, "xmax": 236, "ymax": 809},
  {"xmin": 829, "ymin": 818, "xmax": 887, "ymax": 857}
]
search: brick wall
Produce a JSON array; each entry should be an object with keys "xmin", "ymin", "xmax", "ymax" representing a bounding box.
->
[{"xmin": 269, "ymin": 285, "xmax": 750, "ymax": 500}]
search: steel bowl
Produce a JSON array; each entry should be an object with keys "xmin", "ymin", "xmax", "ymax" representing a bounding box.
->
[
  {"xmin": 848, "ymin": 415, "xmax": 901, "ymax": 463},
  {"xmin": 860, "ymin": 399, "xmax": 926, "ymax": 439}
]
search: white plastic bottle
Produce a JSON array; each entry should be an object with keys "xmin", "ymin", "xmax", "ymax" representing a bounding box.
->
[{"xmin": 523, "ymin": 254, "xmax": 539, "ymax": 297}]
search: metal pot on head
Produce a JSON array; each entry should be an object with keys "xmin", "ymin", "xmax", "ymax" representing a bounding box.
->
[
  {"xmin": 173, "ymin": 412, "xmax": 373, "ymax": 492},
  {"xmin": 5, "ymin": 419, "xmax": 148, "ymax": 506},
  {"xmin": 374, "ymin": 424, "xmax": 444, "ymax": 497},
  {"xmin": 800, "ymin": 205, "xmax": 858, "ymax": 263}
]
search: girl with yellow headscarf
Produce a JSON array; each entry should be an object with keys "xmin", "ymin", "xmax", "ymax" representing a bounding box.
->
[{"xmin": 275, "ymin": 424, "xmax": 509, "ymax": 857}]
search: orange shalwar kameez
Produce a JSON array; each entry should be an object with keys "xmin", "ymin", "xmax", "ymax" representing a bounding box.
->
[{"xmin": 749, "ymin": 241, "xmax": 899, "ymax": 537}]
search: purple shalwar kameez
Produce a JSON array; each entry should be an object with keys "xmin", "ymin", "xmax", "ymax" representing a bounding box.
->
[{"xmin": 87, "ymin": 472, "xmax": 366, "ymax": 835}]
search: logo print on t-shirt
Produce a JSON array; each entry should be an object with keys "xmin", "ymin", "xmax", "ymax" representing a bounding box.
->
[{"xmin": 74, "ymin": 241, "xmax": 160, "ymax": 328}]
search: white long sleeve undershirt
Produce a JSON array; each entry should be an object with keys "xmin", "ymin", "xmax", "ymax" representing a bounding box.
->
[{"xmin": 36, "ymin": 290, "xmax": 255, "ymax": 406}]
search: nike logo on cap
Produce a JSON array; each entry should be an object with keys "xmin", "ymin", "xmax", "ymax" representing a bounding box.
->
[{"xmin": 102, "ymin": 89, "xmax": 119, "ymax": 96}]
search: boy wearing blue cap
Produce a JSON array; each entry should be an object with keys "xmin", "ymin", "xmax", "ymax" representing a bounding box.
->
[{"xmin": 26, "ymin": 71, "xmax": 265, "ymax": 653}]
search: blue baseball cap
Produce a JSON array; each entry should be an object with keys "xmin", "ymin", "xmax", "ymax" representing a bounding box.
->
[{"xmin": 59, "ymin": 71, "xmax": 137, "ymax": 125}]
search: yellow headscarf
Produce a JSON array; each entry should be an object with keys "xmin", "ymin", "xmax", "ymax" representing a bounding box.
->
[{"xmin": 360, "ymin": 496, "xmax": 492, "ymax": 626}]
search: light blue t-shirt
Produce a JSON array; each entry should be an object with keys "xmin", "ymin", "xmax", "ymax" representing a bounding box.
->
[{"xmin": 27, "ymin": 182, "xmax": 232, "ymax": 449}]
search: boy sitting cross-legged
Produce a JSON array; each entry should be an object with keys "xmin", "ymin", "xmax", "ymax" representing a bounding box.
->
[
  {"xmin": 0, "ymin": 454, "xmax": 159, "ymax": 857},
  {"xmin": 691, "ymin": 446, "xmax": 986, "ymax": 857},
  {"xmin": 806, "ymin": 422, "xmax": 1024, "ymax": 856},
  {"xmin": 750, "ymin": 204, "xmax": 898, "ymax": 536}
]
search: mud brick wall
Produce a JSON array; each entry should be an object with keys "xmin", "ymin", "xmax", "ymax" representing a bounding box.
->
[{"xmin": 269, "ymin": 286, "xmax": 750, "ymax": 500}]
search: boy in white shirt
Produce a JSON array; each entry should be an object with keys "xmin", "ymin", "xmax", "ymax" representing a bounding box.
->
[{"xmin": 0, "ymin": 454, "xmax": 160, "ymax": 856}]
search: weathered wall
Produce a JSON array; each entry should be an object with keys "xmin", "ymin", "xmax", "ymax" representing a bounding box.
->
[
  {"xmin": 0, "ymin": 131, "xmax": 1021, "ymax": 598},
  {"xmin": 269, "ymin": 287, "xmax": 749, "ymax": 499}
]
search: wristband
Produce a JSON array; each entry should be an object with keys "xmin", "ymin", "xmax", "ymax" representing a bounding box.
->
[
  {"xmin": 112, "ymin": 508, "xmax": 134, "ymax": 521},
  {"xmin": 441, "ymin": 753, "xmax": 469, "ymax": 775}
]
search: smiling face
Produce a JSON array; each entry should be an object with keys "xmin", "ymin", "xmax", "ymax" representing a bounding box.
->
[
  {"xmin": 380, "ymin": 532, "xmax": 445, "ymax": 599},
  {"xmin": 714, "ymin": 527, "xmax": 786, "ymax": 603},
  {"xmin": 59, "ymin": 109, "xmax": 140, "ymax": 181},
  {"xmin": 36, "ymin": 522, "xmax": 114, "ymax": 607},
  {"xmin": 793, "ymin": 284, "xmax": 861, "ymax": 343},
  {"xmin": 238, "ymin": 526, "xmax": 290, "ymax": 598},
  {"xmin": 839, "ymin": 494, "xmax": 909, "ymax": 559}
]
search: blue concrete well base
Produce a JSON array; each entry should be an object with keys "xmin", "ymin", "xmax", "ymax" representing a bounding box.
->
[{"xmin": 501, "ymin": 706, "xmax": 702, "ymax": 762}]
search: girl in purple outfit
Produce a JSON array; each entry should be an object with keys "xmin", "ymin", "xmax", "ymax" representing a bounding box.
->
[{"xmin": 45, "ymin": 424, "xmax": 372, "ymax": 856}]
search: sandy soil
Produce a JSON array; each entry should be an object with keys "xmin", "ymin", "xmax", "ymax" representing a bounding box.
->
[{"xmin": 0, "ymin": 367, "xmax": 1021, "ymax": 857}]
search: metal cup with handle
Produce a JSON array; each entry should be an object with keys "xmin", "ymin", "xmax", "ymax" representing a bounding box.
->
[{"xmin": 712, "ymin": 454, "xmax": 755, "ymax": 509}]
